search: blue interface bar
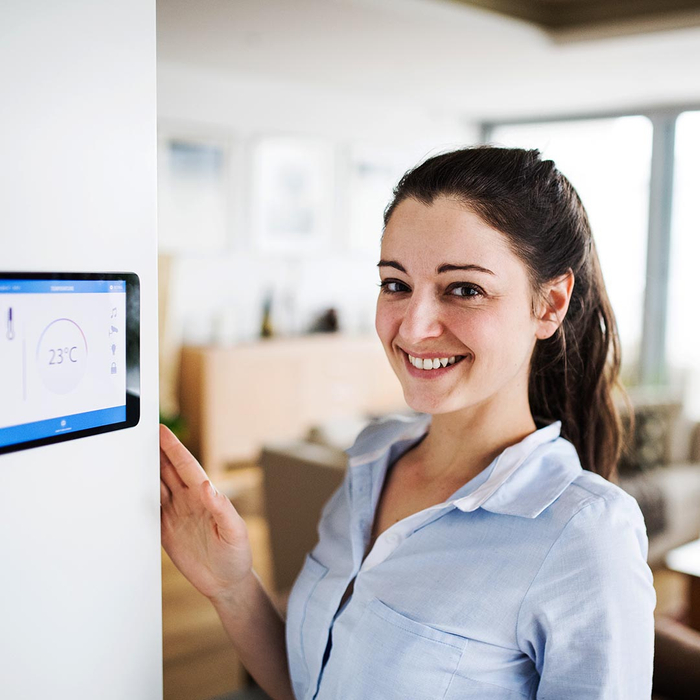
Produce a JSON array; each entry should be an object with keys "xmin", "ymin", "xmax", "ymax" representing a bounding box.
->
[
  {"xmin": 0, "ymin": 405, "xmax": 127, "ymax": 447},
  {"xmin": 0, "ymin": 279, "xmax": 125, "ymax": 294}
]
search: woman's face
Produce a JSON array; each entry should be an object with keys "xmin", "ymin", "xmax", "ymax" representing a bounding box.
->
[{"xmin": 376, "ymin": 196, "xmax": 544, "ymax": 416}]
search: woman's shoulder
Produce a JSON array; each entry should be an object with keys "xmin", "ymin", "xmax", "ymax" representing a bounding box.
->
[
  {"xmin": 484, "ymin": 431, "xmax": 648, "ymax": 552},
  {"xmin": 544, "ymin": 458, "xmax": 650, "ymax": 557},
  {"xmin": 561, "ymin": 465, "xmax": 645, "ymax": 522}
]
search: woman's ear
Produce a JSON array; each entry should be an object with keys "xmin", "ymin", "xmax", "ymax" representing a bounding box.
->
[{"xmin": 535, "ymin": 270, "xmax": 575, "ymax": 339}]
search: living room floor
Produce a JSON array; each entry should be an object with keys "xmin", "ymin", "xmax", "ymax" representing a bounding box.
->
[{"xmin": 215, "ymin": 689, "xmax": 270, "ymax": 700}]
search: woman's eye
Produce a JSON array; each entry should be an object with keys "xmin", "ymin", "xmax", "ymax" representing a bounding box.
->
[
  {"xmin": 449, "ymin": 284, "xmax": 483, "ymax": 298},
  {"xmin": 379, "ymin": 279, "xmax": 409, "ymax": 294}
]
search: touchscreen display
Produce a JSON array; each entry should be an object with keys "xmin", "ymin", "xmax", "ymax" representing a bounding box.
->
[{"xmin": 0, "ymin": 273, "xmax": 139, "ymax": 454}]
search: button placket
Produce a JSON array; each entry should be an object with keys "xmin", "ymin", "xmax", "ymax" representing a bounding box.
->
[{"xmin": 349, "ymin": 466, "xmax": 375, "ymax": 569}]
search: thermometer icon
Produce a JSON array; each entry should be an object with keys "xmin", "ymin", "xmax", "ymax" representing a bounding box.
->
[{"xmin": 6, "ymin": 307, "xmax": 14, "ymax": 340}]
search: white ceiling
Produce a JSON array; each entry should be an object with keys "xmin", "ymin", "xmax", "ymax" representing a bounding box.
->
[{"xmin": 157, "ymin": 0, "xmax": 700, "ymax": 121}]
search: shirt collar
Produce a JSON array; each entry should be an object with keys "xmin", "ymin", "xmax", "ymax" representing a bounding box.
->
[
  {"xmin": 346, "ymin": 413, "xmax": 432, "ymax": 468},
  {"xmin": 346, "ymin": 414, "xmax": 582, "ymax": 519},
  {"xmin": 454, "ymin": 421, "xmax": 582, "ymax": 518}
]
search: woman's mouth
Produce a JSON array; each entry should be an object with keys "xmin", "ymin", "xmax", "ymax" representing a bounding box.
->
[{"xmin": 402, "ymin": 350, "xmax": 469, "ymax": 377}]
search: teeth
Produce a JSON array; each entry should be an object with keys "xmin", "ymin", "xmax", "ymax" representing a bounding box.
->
[{"xmin": 408, "ymin": 354, "xmax": 461, "ymax": 371}]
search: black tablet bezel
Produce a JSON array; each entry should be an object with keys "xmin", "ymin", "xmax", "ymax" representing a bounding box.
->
[{"xmin": 0, "ymin": 271, "xmax": 140, "ymax": 455}]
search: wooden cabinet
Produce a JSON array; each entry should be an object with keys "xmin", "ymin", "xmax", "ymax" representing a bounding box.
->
[{"xmin": 178, "ymin": 335, "xmax": 406, "ymax": 477}]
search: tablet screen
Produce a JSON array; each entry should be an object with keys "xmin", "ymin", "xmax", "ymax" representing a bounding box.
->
[{"xmin": 0, "ymin": 272, "xmax": 140, "ymax": 454}]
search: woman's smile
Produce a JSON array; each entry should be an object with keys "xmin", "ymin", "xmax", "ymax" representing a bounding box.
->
[{"xmin": 400, "ymin": 349, "xmax": 470, "ymax": 379}]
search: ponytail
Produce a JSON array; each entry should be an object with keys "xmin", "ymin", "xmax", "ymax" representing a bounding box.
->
[{"xmin": 528, "ymin": 239, "xmax": 623, "ymax": 479}]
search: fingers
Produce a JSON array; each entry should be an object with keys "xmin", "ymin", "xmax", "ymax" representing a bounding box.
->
[
  {"xmin": 159, "ymin": 424, "xmax": 208, "ymax": 489},
  {"xmin": 160, "ymin": 446, "xmax": 188, "ymax": 495},
  {"xmin": 201, "ymin": 480, "xmax": 243, "ymax": 545},
  {"xmin": 160, "ymin": 478, "xmax": 171, "ymax": 505}
]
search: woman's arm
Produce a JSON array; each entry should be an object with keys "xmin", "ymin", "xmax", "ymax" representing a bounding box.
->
[
  {"xmin": 209, "ymin": 572, "xmax": 294, "ymax": 700},
  {"xmin": 515, "ymin": 492, "xmax": 656, "ymax": 699},
  {"xmin": 160, "ymin": 425, "xmax": 295, "ymax": 700}
]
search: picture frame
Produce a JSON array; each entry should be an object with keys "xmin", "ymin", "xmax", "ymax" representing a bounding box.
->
[
  {"xmin": 250, "ymin": 135, "xmax": 335, "ymax": 254},
  {"xmin": 157, "ymin": 126, "xmax": 234, "ymax": 254},
  {"xmin": 346, "ymin": 144, "xmax": 428, "ymax": 255}
]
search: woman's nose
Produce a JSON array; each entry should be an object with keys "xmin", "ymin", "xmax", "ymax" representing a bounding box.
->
[{"xmin": 399, "ymin": 294, "xmax": 443, "ymax": 343}]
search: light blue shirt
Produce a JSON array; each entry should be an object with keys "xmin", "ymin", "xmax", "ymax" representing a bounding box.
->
[{"xmin": 286, "ymin": 414, "xmax": 656, "ymax": 700}]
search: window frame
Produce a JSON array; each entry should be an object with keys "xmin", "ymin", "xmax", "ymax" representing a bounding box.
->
[{"xmin": 481, "ymin": 105, "xmax": 700, "ymax": 385}]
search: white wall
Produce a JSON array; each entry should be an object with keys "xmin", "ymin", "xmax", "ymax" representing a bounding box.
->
[
  {"xmin": 157, "ymin": 61, "xmax": 478, "ymax": 143},
  {"xmin": 0, "ymin": 2, "xmax": 161, "ymax": 699},
  {"xmin": 157, "ymin": 62, "xmax": 478, "ymax": 413}
]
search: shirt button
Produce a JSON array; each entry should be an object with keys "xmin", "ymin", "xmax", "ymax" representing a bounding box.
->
[{"xmin": 386, "ymin": 532, "xmax": 400, "ymax": 544}]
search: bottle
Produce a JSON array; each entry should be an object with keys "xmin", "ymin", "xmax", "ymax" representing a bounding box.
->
[{"xmin": 260, "ymin": 293, "xmax": 274, "ymax": 339}]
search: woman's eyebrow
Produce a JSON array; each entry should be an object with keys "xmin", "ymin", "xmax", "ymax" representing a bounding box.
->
[
  {"xmin": 377, "ymin": 260, "xmax": 406, "ymax": 272},
  {"xmin": 437, "ymin": 263, "xmax": 495, "ymax": 276},
  {"xmin": 377, "ymin": 260, "xmax": 496, "ymax": 276}
]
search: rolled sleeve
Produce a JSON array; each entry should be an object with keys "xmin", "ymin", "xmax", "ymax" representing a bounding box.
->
[{"xmin": 516, "ymin": 491, "xmax": 656, "ymax": 699}]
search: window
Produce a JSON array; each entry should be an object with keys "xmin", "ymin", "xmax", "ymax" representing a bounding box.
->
[{"xmin": 668, "ymin": 111, "xmax": 700, "ymax": 416}]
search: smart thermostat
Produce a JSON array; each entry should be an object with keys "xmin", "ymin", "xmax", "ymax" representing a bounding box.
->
[{"xmin": 0, "ymin": 272, "xmax": 140, "ymax": 454}]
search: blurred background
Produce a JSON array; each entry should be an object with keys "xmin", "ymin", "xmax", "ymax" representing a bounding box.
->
[{"xmin": 155, "ymin": 2, "xmax": 700, "ymax": 699}]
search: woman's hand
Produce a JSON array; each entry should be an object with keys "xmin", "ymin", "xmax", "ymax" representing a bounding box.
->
[{"xmin": 159, "ymin": 424, "xmax": 253, "ymax": 603}]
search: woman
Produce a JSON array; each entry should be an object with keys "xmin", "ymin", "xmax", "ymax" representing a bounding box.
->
[{"xmin": 160, "ymin": 146, "xmax": 656, "ymax": 699}]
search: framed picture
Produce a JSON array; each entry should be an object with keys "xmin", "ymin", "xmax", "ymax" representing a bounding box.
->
[
  {"xmin": 250, "ymin": 136, "xmax": 334, "ymax": 254},
  {"xmin": 157, "ymin": 128, "xmax": 233, "ymax": 254},
  {"xmin": 346, "ymin": 144, "xmax": 427, "ymax": 255}
]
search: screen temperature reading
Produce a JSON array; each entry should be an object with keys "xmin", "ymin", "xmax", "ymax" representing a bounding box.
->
[
  {"xmin": 37, "ymin": 319, "xmax": 88, "ymax": 394},
  {"xmin": 49, "ymin": 347, "xmax": 79, "ymax": 364}
]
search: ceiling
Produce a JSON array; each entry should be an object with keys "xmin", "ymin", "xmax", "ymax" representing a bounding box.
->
[
  {"xmin": 157, "ymin": 0, "xmax": 700, "ymax": 121},
  {"xmin": 453, "ymin": 0, "xmax": 700, "ymax": 36}
]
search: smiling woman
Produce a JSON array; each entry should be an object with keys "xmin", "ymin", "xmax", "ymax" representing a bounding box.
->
[
  {"xmin": 380, "ymin": 148, "xmax": 622, "ymax": 477},
  {"xmin": 287, "ymin": 147, "xmax": 654, "ymax": 700},
  {"xmin": 376, "ymin": 198, "xmax": 567, "ymax": 425},
  {"xmin": 160, "ymin": 146, "xmax": 655, "ymax": 700}
]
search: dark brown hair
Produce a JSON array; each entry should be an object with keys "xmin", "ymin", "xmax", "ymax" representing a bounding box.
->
[{"xmin": 384, "ymin": 146, "xmax": 625, "ymax": 480}]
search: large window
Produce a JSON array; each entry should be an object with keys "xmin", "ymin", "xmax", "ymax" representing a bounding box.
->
[
  {"xmin": 668, "ymin": 111, "xmax": 700, "ymax": 416},
  {"xmin": 490, "ymin": 117, "xmax": 653, "ymax": 374}
]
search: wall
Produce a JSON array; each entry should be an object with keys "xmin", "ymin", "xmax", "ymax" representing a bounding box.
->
[
  {"xmin": 156, "ymin": 62, "xmax": 478, "ymax": 411},
  {"xmin": 0, "ymin": 2, "xmax": 161, "ymax": 699}
]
